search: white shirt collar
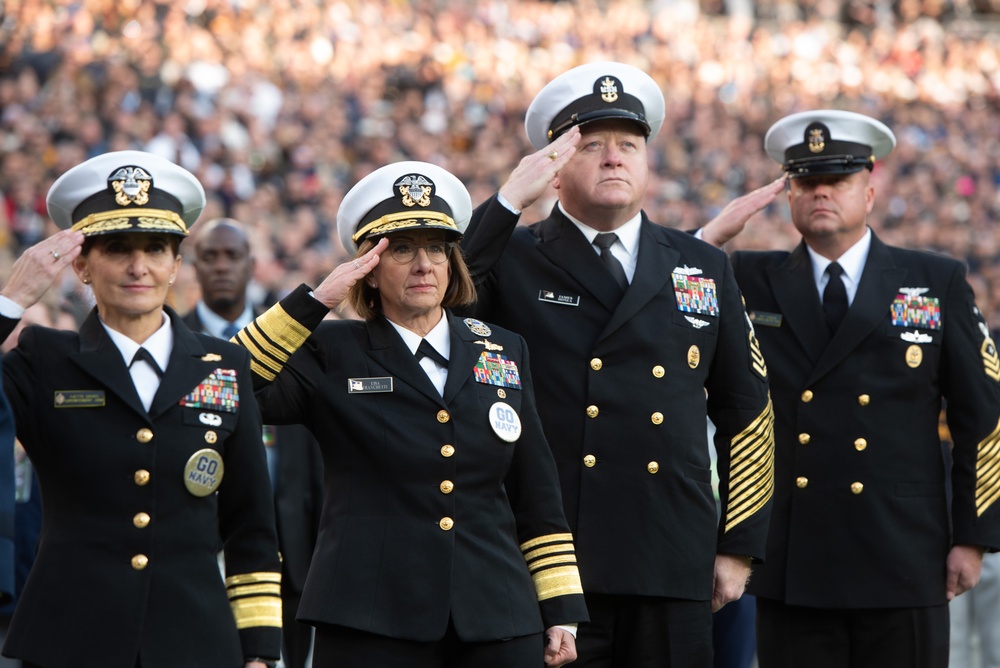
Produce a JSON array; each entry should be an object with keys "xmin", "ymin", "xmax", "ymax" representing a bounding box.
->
[
  {"xmin": 195, "ymin": 300, "xmax": 255, "ymax": 338},
  {"xmin": 386, "ymin": 310, "xmax": 450, "ymax": 360},
  {"xmin": 806, "ymin": 228, "xmax": 872, "ymax": 304},
  {"xmin": 559, "ymin": 202, "xmax": 641, "ymax": 258},
  {"xmin": 101, "ymin": 311, "xmax": 174, "ymax": 371}
]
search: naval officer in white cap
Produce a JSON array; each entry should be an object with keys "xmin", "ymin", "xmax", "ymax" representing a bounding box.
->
[
  {"xmin": 0, "ymin": 150, "xmax": 282, "ymax": 668},
  {"xmin": 701, "ymin": 109, "xmax": 1000, "ymax": 668},
  {"xmin": 231, "ymin": 161, "xmax": 588, "ymax": 667},
  {"xmin": 460, "ymin": 61, "xmax": 776, "ymax": 667}
]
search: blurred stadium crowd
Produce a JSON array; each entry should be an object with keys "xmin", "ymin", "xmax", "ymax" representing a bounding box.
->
[{"xmin": 2, "ymin": 0, "xmax": 1000, "ymax": 331}]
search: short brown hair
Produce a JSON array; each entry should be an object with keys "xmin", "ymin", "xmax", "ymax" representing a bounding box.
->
[{"xmin": 344, "ymin": 238, "xmax": 477, "ymax": 321}]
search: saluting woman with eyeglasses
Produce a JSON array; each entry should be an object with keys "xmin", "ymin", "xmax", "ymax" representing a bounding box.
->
[{"xmin": 233, "ymin": 161, "xmax": 588, "ymax": 668}]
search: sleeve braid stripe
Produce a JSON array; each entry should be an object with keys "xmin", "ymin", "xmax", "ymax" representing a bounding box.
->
[
  {"xmin": 725, "ymin": 399, "xmax": 775, "ymax": 533},
  {"xmin": 976, "ymin": 418, "xmax": 1000, "ymax": 516},
  {"xmin": 530, "ymin": 565, "xmax": 584, "ymax": 601}
]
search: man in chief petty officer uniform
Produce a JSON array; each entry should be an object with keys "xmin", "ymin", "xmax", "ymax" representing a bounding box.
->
[
  {"xmin": 460, "ymin": 61, "xmax": 776, "ymax": 667},
  {"xmin": 701, "ymin": 110, "xmax": 1000, "ymax": 667}
]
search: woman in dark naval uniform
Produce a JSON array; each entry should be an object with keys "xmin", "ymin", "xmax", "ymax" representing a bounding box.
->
[
  {"xmin": 234, "ymin": 161, "xmax": 588, "ymax": 667},
  {"xmin": 0, "ymin": 151, "xmax": 282, "ymax": 668}
]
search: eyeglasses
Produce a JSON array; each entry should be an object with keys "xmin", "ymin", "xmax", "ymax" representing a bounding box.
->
[{"xmin": 386, "ymin": 240, "xmax": 456, "ymax": 265}]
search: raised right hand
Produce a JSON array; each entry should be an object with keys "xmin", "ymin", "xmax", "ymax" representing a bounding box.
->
[{"xmin": 1, "ymin": 228, "xmax": 85, "ymax": 308}]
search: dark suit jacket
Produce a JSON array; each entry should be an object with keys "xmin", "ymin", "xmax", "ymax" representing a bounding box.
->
[
  {"xmin": 734, "ymin": 232, "xmax": 1000, "ymax": 608},
  {"xmin": 0, "ymin": 307, "xmax": 281, "ymax": 667},
  {"xmin": 461, "ymin": 199, "xmax": 775, "ymax": 601},
  {"xmin": 184, "ymin": 306, "xmax": 323, "ymax": 594},
  {"xmin": 0, "ymin": 359, "xmax": 14, "ymax": 605},
  {"xmin": 236, "ymin": 285, "xmax": 588, "ymax": 642}
]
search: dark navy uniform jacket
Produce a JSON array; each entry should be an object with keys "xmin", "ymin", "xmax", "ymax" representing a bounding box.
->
[
  {"xmin": 461, "ymin": 199, "xmax": 775, "ymax": 601},
  {"xmin": 734, "ymin": 232, "xmax": 1000, "ymax": 608},
  {"xmin": 0, "ymin": 307, "xmax": 281, "ymax": 668},
  {"xmin": 235, "ymin": 285, "xmax": 588, "ymax": 641}
]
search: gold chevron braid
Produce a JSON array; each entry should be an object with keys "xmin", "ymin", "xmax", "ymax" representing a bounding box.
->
[
  {"xmin": 976, "ymin": 418, "xmax": 1000, "ymax": 516},
  {"xmin": 725, "ymin": 399, "xmax": 775, "ymax": 533},
  {"xmin": 749, "ymin": 333, "xmax": 768, "ymax": 379},
  {"xmin": 982, "ymin": 339, "xmax": 1000, "ymax": 381}
]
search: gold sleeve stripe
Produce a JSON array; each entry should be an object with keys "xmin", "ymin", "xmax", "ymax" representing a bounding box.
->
[
  {"xmin": 523, "ymin": 542, "xmax": 576, "ymax": 562},
  {"xmin": 228, "ymin": 582, "xmax": 282, "ymax": 597},
  {"xmin": 253, "ymin": 304, "xmax": 311, "ymax": 355},
  {"xmin": 520, "ymin": 533, "xmax": 575, "ymax": 552},
  {"xmin": 725, "ymin": 398, "xmax": 775, "ymax": 533},
  {"xmin": 226, "ymin": 572, "xmax": 282, "ymax": 587},
  {"xmin": 230, "ymin": 598, "xmax": 282, "ymax": 629},
  {"xmin": 530, "ymin": 565, "xmax": 584, "ymax": 601},
  {"xmin": 976, "ymin": 418, "xmax": 1000, "ymax": 516},
  {"xmin": 527, "ymin": 554, "xmax": 579, "ymax": 571},
  {"xmin": 238, "ymin": 328, "xmax": 288, "ymax": 375}
]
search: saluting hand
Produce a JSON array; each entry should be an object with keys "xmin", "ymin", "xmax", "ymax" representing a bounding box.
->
[
  {"xmin": 312, "ymin": 237, "xmax": 388, "ymax": 309},
  {"xmin": 544, "ymin": 626, "xmax": 578, "ymax": 667},
  {"xmin": 699, "ymin": 176, "xmax": 786, "ymax": 248},
  {"xmin": 498, "ymin": 125, "xmax": 581, "ymax": 213},
  {"xmin": 1, "ymin": 228, "xmax": 85, "ymax": 309}
]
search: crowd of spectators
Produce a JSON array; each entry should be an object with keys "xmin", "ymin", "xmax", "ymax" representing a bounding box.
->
[{"xmin": 2, "ymin": 0, "xmax": 1000, "ymax": 332}]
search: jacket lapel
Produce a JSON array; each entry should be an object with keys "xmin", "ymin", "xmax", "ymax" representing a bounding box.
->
[
  {"xmin": 365, "ymin": 316, "xmax": 445, "ymax": 405},
  {"xmin": 768, "ymin": 243, "xmax": 829, "ymax": 364},
  {"xmin": 148, "ymin": 307, "xmax": 218, "ymax": 419},
  {"xmin": 809, "ymin": 234, "xmax": 907, "ymax": 383},
  {"xmin": 600, "ymin": 218, "xmax": 678, "ymax": 342},
  {"xmin": 71, "ymin": 309, "xmax": 148, "ymax": 419},
  {"xmin": 443, "ymin": 312, "xmax": 488, "ymax": 404},
  {"xmin": 536, "ymin": 208, "xmax": 627, "ymax": 315}
]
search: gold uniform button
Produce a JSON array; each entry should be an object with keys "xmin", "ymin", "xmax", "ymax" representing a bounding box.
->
[
  {"xmin": 652, "ymin": 365, "xmax": 665, "ymax": 378},
  {"xmin": 131, "ymin": 554, "xmax": 149, "ymax": 570},
  {"xmin": 440, "ymin": 480, "xmax": 454, "ymax": 494},
  {"xmin": 796, "ymin": 477, "xmax": 809, "ymax": 489},
  {"xmin": 134, "ymin": 470, "xmax": 151, "ymax": 486},
  {"xmin": 647, "ymin": 462, "xmax": 659, "ymax": 474},
  {"xmin": 858, "ymin": 394, "xmax": 871, "ymax": 406},
  {"xmin": 798, "ymin": 433, "xmax": 811, "ymax": 445},
  {"xmin": 583, "ymin": 455, "xmax": 596, "ymax": 468},
  {"xmin": 586, "ymin": 405, "xmax": 599, "ymax": 419},
  {"xmin": 801, "ymin": 390, "xmax": 814, "ymax": 403},
  {"xmin": 439, "ymin": 517, "xmax": 454, "ymax": 531},
  {"xmin": 651, "ymin": 412, "xmax": 664, "ymax": 425},
  {"xmin": 497, "ymin": 389, "xmax": 506, "ymax": 399},
  {"xmin": 133, "ymin": 512, "xmax": 151, "ymax": 528},
  {"xmin": 441, "ymin": 444, "xmax": 455, "ymax": 458},
  {"xmin": 854, "ymin": 438, "xmax": 868, "ymax": 452},
  {"xmin": 851, "ymin": 482, "xmax": 864, "ymax": 494},
  {"xmin": 590, "ymin": 358, "xmax": 603, "ymax": 371},
  {"xmin": 437, "ymin": 410, "xmax": 450, "ymax": 424},
  {"xmin": 136, "ymin": 428, "xmax": 153, "ymax": 444}
]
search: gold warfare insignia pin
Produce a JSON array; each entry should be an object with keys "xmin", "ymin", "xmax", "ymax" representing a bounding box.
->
[
  {"xmin": 905, "ymin": 344, "xmax": 923, "ymax": 368},
  {"xmin": 396, "ymin": 174, "xmax": 433, "ymax": 208},
  {"xmin": 184, "ymin": 448, "xmax": 224, "ymax": 497},
  {"xmin": 688, "ymin": 345, "xmax": 701, "ymax": 369},
  {"xmin": 109, "ymin": 166, "xmax": 152, "ymax": 207},
  {"xmin": 474, "ymin": 339, "xmax": 504, "ymax": 351},
  {"xmin": 201, "ymin": 353, "xmax": 223, "ymax": 362},
  {"xmin": 464, "ymin": 318, "xmax": 492, "ymax": 336}
]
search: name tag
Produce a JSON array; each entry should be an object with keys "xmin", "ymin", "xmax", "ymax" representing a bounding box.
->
[
  {"xmin": 54, "ymin": 390, "xmax": 106, "ymax": 408},
  {"xmin": 348, "ymin": 377, "xmax": 394, "ymax": 393},
  {"xmin": 749, "ymin": 311, "xmax": 783, "ymax": 328},
  {"xmin": 538, "ymin": 290, "xmax": 580, "ymax": 306}
]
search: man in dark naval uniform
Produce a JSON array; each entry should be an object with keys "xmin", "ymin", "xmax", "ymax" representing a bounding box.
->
[
  {"xmin": 461, "ymin": 61, "xmax": 776, "ymax": 667},
  {"xmin": 184, "ymin": 218, "xmax": 323, "ymax": 668},
  {"xmin": 700, "ymin": 109, "xmax": 1000, "ymax": 668}
]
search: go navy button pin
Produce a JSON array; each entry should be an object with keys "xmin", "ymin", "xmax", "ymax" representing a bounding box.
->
[
  {"xmin": 464, "ymin": 318, "xmax": 492, "ymax": 337},
  {"xmin": 184, "ymin": 448, "xmax": 224, "ymax": 497},
  {"xmin": 489, "ymin": 402, "xmax": 522, "ymax": 443}
]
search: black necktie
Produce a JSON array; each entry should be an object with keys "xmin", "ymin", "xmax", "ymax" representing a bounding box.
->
[
  {"xmin": 131, "ymin": 347, "xmax": 164, "ymax": 378},
  {"xmin": 823, "ymin": 262, "xmax": 848, "ymax": 334},
  {"xmin": 416, "ymin": 339, "xmax": 448, "ymax": 368},
  {"xmin": 593, "ymin": 233, "xmax": 629, "ymax": 292}
]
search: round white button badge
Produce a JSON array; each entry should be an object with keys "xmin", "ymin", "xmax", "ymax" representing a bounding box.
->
[{"xmin": 489, "ymin": 402, "xmax": 522, "ymax": 443}]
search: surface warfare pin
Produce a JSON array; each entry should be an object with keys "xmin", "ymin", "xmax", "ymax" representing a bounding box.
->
[
  {"xmin": 489, "ymin": 402, "xmax": 522, "ymax": 443},
  {"xmin": 184, "ymin": 448, "xmax": 224, "ymax": 497}
]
